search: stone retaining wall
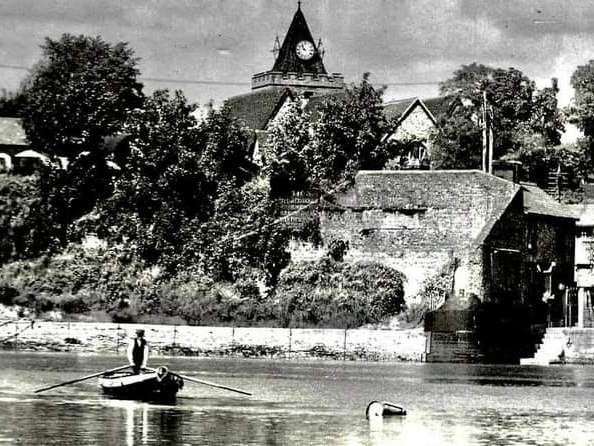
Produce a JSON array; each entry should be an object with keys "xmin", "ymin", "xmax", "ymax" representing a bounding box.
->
[{"xmin": 0, "ymin": 320, "xmax": 427, "ymax": 362}]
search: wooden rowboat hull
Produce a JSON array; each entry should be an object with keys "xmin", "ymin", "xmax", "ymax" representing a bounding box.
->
[{"xmin": 98, "ymin": 368, "xmax": 184, "ymax": 401}]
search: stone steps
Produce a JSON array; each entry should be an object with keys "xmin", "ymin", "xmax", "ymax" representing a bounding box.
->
[{"xmin": 521, "ymin": 328, "xmax": 575, "ymax": 365}]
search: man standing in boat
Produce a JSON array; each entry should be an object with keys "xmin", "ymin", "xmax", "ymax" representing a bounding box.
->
[{"xmin": 127, "ymin": 328, "xmax": 149, "ymax": 374}]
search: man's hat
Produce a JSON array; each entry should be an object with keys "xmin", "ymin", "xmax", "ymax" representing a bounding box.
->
[{"xmin": 135, "ymin": 328, "xmax": 145, "ymax": 336}]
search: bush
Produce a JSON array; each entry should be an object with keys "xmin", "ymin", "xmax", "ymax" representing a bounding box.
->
[
  {"xmin": 273, "ymin": 258, "xmax": 406, "ymax": 328},
  {"xmin": 0, "ymin": 244, "xmax": 158, "ymax": 318}
]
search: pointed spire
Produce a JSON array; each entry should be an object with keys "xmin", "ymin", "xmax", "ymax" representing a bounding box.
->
[
  {"xmin": 272, "ymin": 3, "xmax": 327, "ymax": 74},
  {"xmin": 271, "ymin": 35, "xmax": 281, "ymax": 60},
  {"xmin": 317, "ymin": 38, "xmax": 324, "ymax": 60}
]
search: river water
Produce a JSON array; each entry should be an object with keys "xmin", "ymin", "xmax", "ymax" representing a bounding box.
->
[{"xmin": 1, "ymin": 352, "xmax": 594, "ymax": 445}]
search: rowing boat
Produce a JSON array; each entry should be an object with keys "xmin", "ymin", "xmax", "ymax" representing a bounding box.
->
[{"xmin": 98, "ymin": 366, "xmax": 184, "ymax": 401}]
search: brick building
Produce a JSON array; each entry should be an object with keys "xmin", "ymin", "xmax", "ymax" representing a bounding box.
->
[{"xmin": 288, "ymin": 170, "xmax": 576, "ymax": 317}]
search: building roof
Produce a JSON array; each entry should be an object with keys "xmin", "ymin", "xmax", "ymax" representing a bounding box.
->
[
  {"xmin": 383, "ymin": 96, "xmax": 455, "ymax": 124},
  {"xmin": 521, "ymin": 182, "xmax": 577, "ymax": 220},
  {"xmin": 271, "ymin": 5, "xmax": 327, "ymax": 75},
  {"xmin": 0, "ymin": 117, "xmax": 29, "ymax": 146},
  {"xmin": 330, "ymin": 170, "xmax": 521, "ymax": 251},
  {"xmin": 224, "ymin": 87, "xmax": 293, "ymax": 131},
  {"xmin": 351, "ymin": 170, "xmax": 518, "ymax": 211},
  {"xmin": 383, "ymin": 98, "xmax": 418, "ymax": 122}
]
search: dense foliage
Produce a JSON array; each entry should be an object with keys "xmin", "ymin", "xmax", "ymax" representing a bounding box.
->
[
  {"xmin": 273, "ymin": 258, "xmax": 406, "ymax": 328},
  {"xmin": 0, "ymin": 244, "xmax": 157, "ymax": 320},
  {"xmin": 0, "ymin": 174, "xmax": 71, "ymax": 263},
  {"xmin": 431, "ymin": 63, "xmax": 564, "ymax": 169},
  {"xmin": 508, "ymin": 142, "xmax": 588, "ymax": 203},
  {"xmin": 266, "ymin": 74, "xmax": 391, "ymax": 196},
  {"xmin": 90, "ymin": 90, "xmax": 289, "ymax": 284},
  {"xmin": 21, "ymin": 34, "xmax": 143, "ymax": 158},
  {"xmin": 1, "ymin": 37, "xmax": 412, "ymax": 328},
  {"xmin": 570, "ymin": 60, "xmax": 594, "ymax": 166}
]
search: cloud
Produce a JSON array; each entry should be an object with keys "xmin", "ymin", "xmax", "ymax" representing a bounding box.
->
[{"xmin": 1, "ymin": 0, "xmax": 594, "ymax": 108}]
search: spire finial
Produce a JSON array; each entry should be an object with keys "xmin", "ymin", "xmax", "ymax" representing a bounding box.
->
[{"xmin": 297, "ymin": 1, "xmax": 301, "ymax": 10}]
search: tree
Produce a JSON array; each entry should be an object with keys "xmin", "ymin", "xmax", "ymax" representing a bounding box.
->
[
  {"xmin": 21, "ymin": 34, "xmax": 143, "ymax": 158},
  {"xmin": 97, "ymin": 90, "xmax": 215, "ymax": 264},
  {"xmin": 265, "ymin": 74, "xmax": 390, "ymax": 196},
  {"xmin": 432, "ymin": 63, "xmax": 564, "ymax": 169},
  {"xmin": 308, "ymin": 73, "xmax": 389, "ymax": 188},
  {"xmin": 265, "ymin": 101, "xmax": 311, "ymax": 196},
  {"xmin": 509, "ymin": 142, "xmax": 587, "ymax": 203},
  {"xmin": 570, "ymin": 60, "xmax": 594, "ymax": 163},
  {"xmin": 95, "ymin": 89, "xmax": 284, "ymax": 281},
  {"xmin": 198, "ymin": 105, "xmax": 256, "ymax": 188},
  {"xmin": 531, "ymin": 79, "xmax": 564, "ymax": 146},
  {"xmin": 430, "ymin": 103, "xmax": 484, "ymax": 169},
  {"xmin": 186, "ymin": 179, "xmax": 290, "ymax": 286}
]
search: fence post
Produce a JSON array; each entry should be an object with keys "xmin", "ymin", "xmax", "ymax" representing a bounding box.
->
[
  {"xmin": 343, "ymin": 329, "xmax": 348, "ymax": 361},
  {"xmin": 288, "ymin": 328, "xmax": 292, "ymax": 359},
  {"xmin": 172, "ymin": 325, "xmax": 178, "ymax": 356},
  {"xmin": 14, "ymin": 323, "xmax": 18, "ymax": 351},
  {"xmin": 116, "ymin": 324, "xmax": 121, "ymax": 353}
]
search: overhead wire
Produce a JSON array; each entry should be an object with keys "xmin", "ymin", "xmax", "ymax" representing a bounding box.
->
[{"xmin": 0, "ymin": 63, "xmax": 440, "ymax": 87}]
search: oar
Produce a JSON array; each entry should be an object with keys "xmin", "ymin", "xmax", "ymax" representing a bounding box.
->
[
  {"xmin": 34, "ymin": 364, "xmax": 131, "ymax": 393},
  {"xmin": 145, "ymin": 367, "xmax": 252, "ymax": 396}
]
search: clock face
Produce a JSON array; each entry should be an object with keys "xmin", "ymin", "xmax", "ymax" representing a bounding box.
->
[{"xmin": 296, "ymin": 40, "xmax": 315, "ymax": 61}]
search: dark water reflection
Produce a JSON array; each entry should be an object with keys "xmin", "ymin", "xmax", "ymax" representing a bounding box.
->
[{"xmin": 1, "ymin": 352, "xmax": 594, "ymax": 445}]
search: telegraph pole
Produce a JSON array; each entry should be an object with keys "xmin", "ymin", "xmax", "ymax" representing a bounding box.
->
[
  {"xmin": 488, "ymin": 104, "xmax": 494, "ymax": 174},
  {"xmin": 481, "ymin": 90, "xmax": 494, "ymax": 174},
  {"xmin": 482, "ymin": 90, "xmax": 488, "ymax": 172}
]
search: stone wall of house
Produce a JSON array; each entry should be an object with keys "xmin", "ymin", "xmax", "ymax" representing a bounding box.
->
[
  {"xmin": 287, "ymin": 172, "xmax": 519, "ymax": 303},
  {"xmin": 289, "ymin": 239, "xmax": 453, "ymax": 301},
  {"xmin": 481, "ymin": 195, "xmax": 527, "ymax": 303},
  {"xmin": 0, "ymin": 320, "xmax": 427, "ymax": 361},
  {"xmin": 389, "ymin": 105, "xmax": 435, "ymax": 141}
]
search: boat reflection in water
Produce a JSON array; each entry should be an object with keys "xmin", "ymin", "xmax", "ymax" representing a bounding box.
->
[{"xmin": 122, "ymin": 402, "xmax": 186, "ymax": 446}]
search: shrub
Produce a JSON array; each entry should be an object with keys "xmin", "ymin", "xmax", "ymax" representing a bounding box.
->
[
  {"xmin": 0, "ymin": 244, "xmax": 158, "ymax": 319},
  {"xmin": 273, "ymin": 258, "xmax": 406, "ymax": 328},
  {"xmin": 327, "ymin": 239, "xmax": 349, "ymax": 262},
  {"xmin": 403, "ymin": 259, "xmax": 458, "ymax": 325}
]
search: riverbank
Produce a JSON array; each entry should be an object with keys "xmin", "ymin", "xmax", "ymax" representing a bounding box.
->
[{"xmin": 0, "ymin": 320, "xmax": 427, "ymax": 361}]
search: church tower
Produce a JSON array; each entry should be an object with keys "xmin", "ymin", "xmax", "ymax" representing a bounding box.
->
[{"xmin": 251, "ymin": 3, "xmax": 344, "ymax": 95}]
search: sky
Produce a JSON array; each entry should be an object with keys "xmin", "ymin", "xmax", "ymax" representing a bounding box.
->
[{"xmin": 2, "ymin": 0, "xmax": 594, "ymax": 126}]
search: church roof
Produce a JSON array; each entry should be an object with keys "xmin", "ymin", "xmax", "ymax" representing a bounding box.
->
[
  {"xmin": 272, "ymin": 5, "xmax": 327, "ymax": 75},
  {"xmin": 224, "ymin": 87, "xmax": 294, "ymax": 131}
]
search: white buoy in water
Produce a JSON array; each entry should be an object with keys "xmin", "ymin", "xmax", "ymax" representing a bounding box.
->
[{"xmin": 365, "ymin": 401, "xmax": 407, "ymax": 419}]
